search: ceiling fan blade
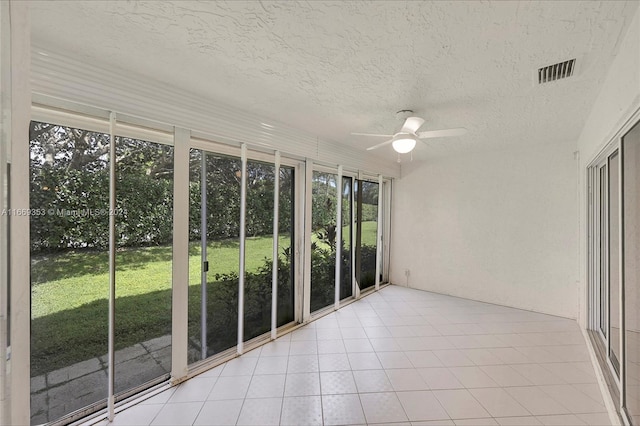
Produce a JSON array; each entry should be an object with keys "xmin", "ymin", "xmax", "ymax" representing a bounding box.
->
[
  {"xmin": 418, "ymin": 127, "xmax": 467, "ymax": 139},
  {"xmin": 400, "ymin": 117, "xmax": 425, "ymax": 133},
  {"xmin": 366, "ymin": 138, "xmax": 394, "ymax": 151},
  {"xmin": 351, "ymin": 132, "xmax": 394, "ymax": 137}
]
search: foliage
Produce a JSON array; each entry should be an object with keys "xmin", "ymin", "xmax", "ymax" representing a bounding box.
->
[
  {"xmin": 310, "ymin": 243, "xmax": 337, "ymax": 312},
  {"xmin": 309, "ymin": 241, "xmax": 378, "ymax": 311},
  {"xmin": 358, "ymin": 245, "xmax": 378, "ymax": 288},
  {"xmin": 30, "ymin": 122, "xmax": 176, "ymax": 252},
  {"xmin": 361, "ymin": 203, "xmax": 378, "ymax": 222},
  {"xmin": 187, "ymin": 253, "xmax": 295, "ymax": 359},
  {"xmin": 30, "ymin": 122, "xmax": 293, "ymax": 254},
  {"xmin": 311, "ymin": 172, "xmax": 337, "ymax": 230}
]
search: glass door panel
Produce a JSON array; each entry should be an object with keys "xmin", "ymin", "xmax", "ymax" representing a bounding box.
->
[
  {"xmin": 277, "ymin": 166, "xmax": 295, "ymax": 326},
  {"xmin": 30, "ymin": 122, "xmax": 109, "ymax": 424},
  {"xmin": 114, "ymin": 136, "xmax": 173, "ymax": 394},
  {"xmin": 382, "ymin": 180, "xmax": 390, "ymax": 283},
  {"xmin": 355, "ymin": 180, "xmax": 379, "ymax": 291},
  {"xmin": 243, "ymin": 161, "xmax": 275, "ymax": 342},
  {"xmin": 609, "ymin": 151, "xmax": 621, "ymax": 373},
  {"xmin": 623, "ymin": 121, "xmax": 640, "ymax": 423},
  {"xmin": 310, "ymin": 171, "xmax": 337, "ymax": 312},
  {"xmin": 188, "ymin": 149, "xmax": 240, "ymax": 363},
  {"xmin": 340, "ymin": 177, "xmax": 353, "ymax": 300},
  {"xmin": 600, "ymin": 166, "xmax": 608, "ymax": 338}
]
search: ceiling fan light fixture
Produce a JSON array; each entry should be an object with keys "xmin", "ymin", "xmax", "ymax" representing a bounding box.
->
[{"xmin": 391, "ymin": 133, "xmax": 417, "ymax": 153}]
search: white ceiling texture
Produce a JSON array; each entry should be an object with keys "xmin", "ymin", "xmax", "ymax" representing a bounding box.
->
[{"xmin": 29, "ymin": 1, "xmax": 638, "ymax": 162}]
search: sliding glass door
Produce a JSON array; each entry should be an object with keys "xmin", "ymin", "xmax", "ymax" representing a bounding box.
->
[
  {"xmin": 29, "ymin": 122, "xmax": 174, "ymax": 423},
  {"xmin": 592, "ymin": 152, "xmax": 620, "ymax": 367},
  {"xmin": 599, "ymin": 164, "xmax": 608, "ymax": 338},
  {"xmin": 340, "ymin": 177, "xmax": 353, "ymax": 300},
  {"xmin": 243, "ymin": 160, "xmax": 275, "ymax": 342},
  {"xmin": 608, "ymin": 151, "xmax": 621, "ymax": 373},
  {"xmin": 277, "ymin": 166, "xmax": 296, "ymax": 326},
  {"xmin": 114, "ymin": 136, "xmax": 173, "ymax": 394},
  {"xmin": 623, "ymin": 121, "xmax": 640, "ymax": 424},
  {"xmin": 355, "ymin": 179, "xmax": 379, "ymax": 292},
  {"xmin": 188, "ymin": 149, "xmax": 297, "ymax": 363},
  {"xmin": 308, "ymin": 171, "xmax": 386, "ymax": 311},
  {"xmin": 26, "ymin": 109, "xmax": 388, "ymax": 426},
  {"xmin": 188, "ymin": 149, "xmax": 241, "ymax": 363},
  {"xmin": 588, "ymin": 116, "xmax": 640, "ymax": 425},
  {"xmin": 28, "ymin": 116, "xmax": 385, "ymax": 426},
  {"xmin": 30, "ymin": 122, "xmax": 110, "ymax": 424},
  {"xmin": 310, "ymin": 171, "xmax": 338, "ymax": 312}
]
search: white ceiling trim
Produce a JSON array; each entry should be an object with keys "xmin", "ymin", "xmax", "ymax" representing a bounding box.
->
[{"xmin": 30, "ymin": 45, "xmax": 401, "ymax": 178}]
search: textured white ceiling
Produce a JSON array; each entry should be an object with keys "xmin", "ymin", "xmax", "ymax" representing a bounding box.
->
[{"xmin": 29, "ymin": 1, "xmax": 638, "ymax": 161}]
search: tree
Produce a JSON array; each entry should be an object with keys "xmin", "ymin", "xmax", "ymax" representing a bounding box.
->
[
  {"xmin": 30, "ymin": 121, "xmax": 294, "ymax": 253},
  {"xmin": 30, "ymin": 122, "xmax": 175, "ymax": 253}
]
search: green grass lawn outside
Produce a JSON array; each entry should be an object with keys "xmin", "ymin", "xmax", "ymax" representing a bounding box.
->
[
  {"xmin": 31, "ymin": 235, "xmax": 289, "ymax": 319},
  {"xmin": 30, "ymin": 221, "xmax": 378, "ymax": 375},
  {"xmin": 32, "ymin": 221, "xmax": 379, "ymax": 319}
]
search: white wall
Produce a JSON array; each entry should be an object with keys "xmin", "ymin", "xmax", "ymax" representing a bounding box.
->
[
  {"xmin": 390, "ymin": 6, "xmax": 640, "ymax": 321},
  {"xmin": 390, "ymin": 141, "xmax": 578, "ymax": 318},
  {"xmin": 576, "ymin": 7, "xmax": 640, "ymax": 327}
]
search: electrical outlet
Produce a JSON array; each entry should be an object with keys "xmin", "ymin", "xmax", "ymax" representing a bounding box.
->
[{"xmin": 404, "ymin": 269, "xmax": 410, "ymax": 277}]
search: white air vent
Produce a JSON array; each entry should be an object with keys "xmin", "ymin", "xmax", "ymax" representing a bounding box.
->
[{"xmin": 538, "ymin": 59, "xmax": 576, "ymax": 84}]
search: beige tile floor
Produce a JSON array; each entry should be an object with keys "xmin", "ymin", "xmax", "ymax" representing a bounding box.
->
[{"xmin": 96, "ymin": 285, "xmax": 612, "ymax": 426}]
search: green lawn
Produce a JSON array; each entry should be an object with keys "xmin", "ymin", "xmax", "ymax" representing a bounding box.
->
[
  {"xmin": 313, "ymin": 220, "xmax": 378, "ymax": 251},
  {"xmin": 30, "ymin": 221, "xmax": 378, "ymax": 375},
  {"xmin": 31, "ymin": 235, "xmax": 290, "ymax": 319},
  {"xmin": 32, "ymin": 221, "xmax": 378, "ymax": 318},
  {"xmin": 357, "ymin": 220, "xmax": 379, "ymax": 246}
]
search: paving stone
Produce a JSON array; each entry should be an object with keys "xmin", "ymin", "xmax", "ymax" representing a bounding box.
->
[
  {"xmin": 48, "ymin": 369, "xmax": 108, "ymax": 408},
  {"xmin": 76, "ymin": 389, "xmax": 108, "ymax": 410},
  {"xmin": 141, "ymin": 334, "xmax": 171, "ymax": 352},
  {"xmin": 116, "ymin": 343, "xmax": 149, "ymax": 363},
  {"xmin": 45, "ymin": 371, "xmax": 108, "ymax": 422},
  {"xmin": 47, "ymin": 357, "xmax": 102, "ymax": 386},
  {"xmin": 115, "ymin": 354, "xmax": 168, "ymax": 393},
  {"xmin": 31, "ymin": 374, "xmax": 47, "ymax": 392},
  {"xmin": 49, "ymin": 371, "xmax": 108, "ymax": 406},
  {"xmin": 153, "ymin": 347, "xmax": 172, "ymax": 374},
  {"xmin": 30, "ymin": 390, "xmax": 49, "ymax": 422},
  {"xmin": 30, "ymin": 411, "xmax": 49, "ymax": 425},
  {"xmin": 47, "ymin": 404, "xmax": 69, "ymax": 423}
]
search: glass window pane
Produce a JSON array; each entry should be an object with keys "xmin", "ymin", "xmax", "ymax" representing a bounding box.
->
[
  {"xmin": 609, "ymin": 151, "xmax": 620, "ymax": 372},
  {"xmin": 340, "ymin": 177, "xmax": 352, "ymax": 300},
  {"xmin": 357, "ymin": 180, "xmax": 378, "ymax": 291},
  {"xmin": 188, "ymin": 150, "xmax": 240, "ymax": 363},
  {"xmin": 114, "ymin": 136, "xmax": 173, "ymax": 394},
  {"xmin": 277, "ymin": 166, "xmax": 295, "ymax": 326},
  {"xmin": 30, "ymin": 122, "xmax": 109, "ymax": 423},
  {"xmin": 623, "ymin": 121, "xmax": 640, "ymax": 422},
  {"xmin": 243, "ymin": 161, "xmax": 275, "ymax": 342},
  {"xmin": 310, "ymin": 171, "xmax": 337, "ymax": 312},
  {"xmin": 600, "ymin": 166, "xmax": 608, "ymax": 337},
  {"xmin": 382, "ymin": 180, "xmax": 389, "ymax": 283}
]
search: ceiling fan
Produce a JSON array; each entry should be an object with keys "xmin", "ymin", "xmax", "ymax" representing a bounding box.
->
[{"xmin": 352, "ymin": 110, "xmax": 467, "ymax": 154}]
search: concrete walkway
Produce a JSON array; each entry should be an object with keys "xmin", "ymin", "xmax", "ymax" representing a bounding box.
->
[{"xmin": 31, "ymin": 335, "xmax": 171, "ymax": 425}]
